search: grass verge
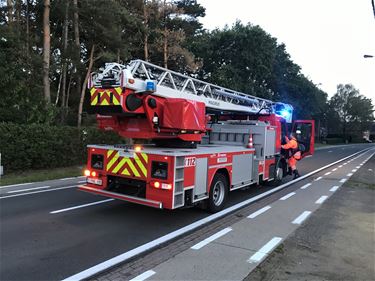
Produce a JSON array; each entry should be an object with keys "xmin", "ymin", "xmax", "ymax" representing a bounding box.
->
[{"xmin": 0, "ymin": 166, "xmax": 83, "ymax": 186}]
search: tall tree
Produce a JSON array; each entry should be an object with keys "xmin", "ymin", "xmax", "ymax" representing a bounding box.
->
[
  {"xmin": 42, "ymin": 0, "xmax": 51, "ymax": 104},
  {"xmin": 329, "ymin": 84, "xmax": 374, "ymax": 139}
]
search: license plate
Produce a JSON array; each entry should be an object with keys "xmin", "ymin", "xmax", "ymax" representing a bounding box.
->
[{"xmin": 87, "ymin": 178, "xmax": 102, "ymax": 185}]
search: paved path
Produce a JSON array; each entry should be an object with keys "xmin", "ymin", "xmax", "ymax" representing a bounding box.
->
[
  {"xmin": 0, "ymin": 144, "xmax": 373, "ymax": 280},
  {"xmin": 97, "ymin": 146, "xmax": 374, "ymax": 281}
]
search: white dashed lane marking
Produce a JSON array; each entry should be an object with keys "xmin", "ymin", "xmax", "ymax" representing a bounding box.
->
[
  {"xmin": 315, "ymin": 195, "xmax": 329, "ymax": 204},
  {"xmin": 314, "ymin": 176, "xmax": 323, "ymax": 181},
  {"xmin": 330, "ymin": 186, "xmax": 340, "ymax": 192},
  {"xmin": 332, "ymin": 168, "xmax": 337, "ymax": 171},
  {"xmin": 248, "ymin": 237, "xmax": 283, "ymax": 263},
  {"xmin": 191, "ymin": 228, "xmax": 232, "ymax": 250},
  {"xmin": 279, "ymin": 192, "xmax": 296, "ymax": 201},
  {"xmin": 50, "ymin": 199, "xmax": 114, "ymax": 214},
  {"xmin": 292, "ymin": 211, "xmax": 312, "ymax": 225},
  {"xmin": 324, "ymin": 172, "xmax": 331, "ymax": 175},
  {"xmin": 248, "ymin": 206, "xmax": 272, "ymax": 219},
  {"xmin": 129, "ymin": 270, "xmax": 156, "ymax": 281},
  {"xmin": 340, "ymin": 178, "xmax": 347, "ymax": 183},
  {"xmin": 346, "ymin": 173, "xmax": 353, "ymax": 177},
  {"xmin": 300, "ymin": 183, "xmax": 312, "ymax": 189}
]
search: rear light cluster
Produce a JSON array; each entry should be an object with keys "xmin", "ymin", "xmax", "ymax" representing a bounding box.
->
[
  {"xmin": 151, "ymin": 181, "xmax": 172, "ymax": 190},
  {"xmin": 84, "ymin": 169, "xmax": 98, "ymax": 177}
]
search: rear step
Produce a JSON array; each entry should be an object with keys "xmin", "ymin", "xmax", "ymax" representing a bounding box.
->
[{"xmin": 79, "ymin": 185, "xmax": 163, "ymax": 209}]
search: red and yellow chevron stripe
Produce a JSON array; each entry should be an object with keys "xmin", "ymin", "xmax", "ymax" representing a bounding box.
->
[
  {"xmin": 90, "ymin": 87, "xmax": 122, "ymax": 106},
  {"xmin": 106, "ymin": 150, "xmax": 148, "ymax": 178}
]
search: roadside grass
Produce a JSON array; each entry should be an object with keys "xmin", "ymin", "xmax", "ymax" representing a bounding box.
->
[{"xmin": 0, "ymin": 166, "xmax": 84, "ymax": 186}]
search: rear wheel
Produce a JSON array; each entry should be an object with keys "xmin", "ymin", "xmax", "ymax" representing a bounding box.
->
[{"xmin": 207, "ymin": 173, "xmax": 228, "ymax": 213}]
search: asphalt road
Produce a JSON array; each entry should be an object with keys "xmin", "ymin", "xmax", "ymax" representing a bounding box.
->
[{"xmin": 0, "ymin": 143, "xmax": 373, "ymax": 281}]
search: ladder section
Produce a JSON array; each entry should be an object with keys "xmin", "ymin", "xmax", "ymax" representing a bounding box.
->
[
  {"xmin": 90, "ymin": 59, "xmax": 292, "ymax": 117},
  {"xmin": 173, "ymin": 156, "xmax": 185, "ymax": 208}
]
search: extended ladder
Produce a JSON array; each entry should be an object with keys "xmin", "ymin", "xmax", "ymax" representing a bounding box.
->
[{"xmin": 89, "ymin": 59, "xmax": 293, "ymax": 121}]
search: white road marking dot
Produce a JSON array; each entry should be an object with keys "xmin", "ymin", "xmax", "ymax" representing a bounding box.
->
[
  {"xmin": 315, "ymin": 176, "xmax": 323, "ymax": 181},
  {"xmin": 129, "ymin": 270, "xmax": 156, "ymax": 281},
  {"xmin": 50, "ymin": 199, "xmax": 114, "ymax": 214},
  {"xmin": 339, "ymin": 178, "xmax": 347, "ymax": 183},
  {"xmin": 332, "ymin": 168, "xmax": 337, "ymax": 171},
  {"xmin": 300, "ymin": 183, "xmax": 312, "ymax": 189},
  {"xmin": 338, "ymin": 165, "xmax": 343, "ymax": 168},
  {"xmin": 330, "ymin": 186, "xmax": 340, "ymax": 192},
  {"xmin": 248, "ymin": 237, "xmax": 282, "ymax": 263},
  {"xmin": 191, "ymin": 227, "xmax": 232, "ymax": 250},
  {"xmin": 343, "ymin": 163, "xmax": 347, "ymax": 166},
  {"xmin": 352, "ymin": 169, "xmax": 357, "ymax": 172},
  {"xmin": 324, "ymin": 172, "xmax": 331, "ymax": 175},
  {"xmin": 315, "ymin": 195, "xmax": 329, "ymax": 204},
  {"xmin": 346, "ymin": 173, "xmax": 353, "ymax": 177},
  {"xmin": 248, "ymin": 206, "xmax": 272, "ymax": 219},
  {"xmin": 279, "ymin": 192, "xmax": 296, "ymax": 201},
  {"xmin": 292, "ymin": 211, "xmax": 312, "ymax": 225},
  {"xmin": 7, "ymin": 185, "xmax": 51, "ymax": 193}
]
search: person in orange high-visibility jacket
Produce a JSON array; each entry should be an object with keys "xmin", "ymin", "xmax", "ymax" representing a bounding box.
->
[{"xmin": 282, "ymin": 131, "xmax": 302, "ymax": 179}]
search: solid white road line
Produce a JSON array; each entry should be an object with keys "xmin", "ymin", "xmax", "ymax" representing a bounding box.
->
[
  {"xmin": 129, "ymin": 270, "xmax": 156, "ymax": 281},
  {"xmin": 279, "ymin": 192, "xmax": 296, "ymax": 201},
  {"xmin": 300, "ymin": 183, "xmax": 312, "ymax": 190},
  {"xmin": 339, "ymin": 178, "xmax": 347, "ymax": 183},
  {"xmin": 7, "ymin": 185, "xmax": 51, "ymax": 193},
  {"xmin": 314, "ymin": 176, "xmax": 323, "ymax": 181},
  {"xmin": 292, "ymin": 211, "xmax": 312, "ymax": 225},
  {"xmin": 247, "ymin": 206, "xmax": 272, "ymax": 219},
  {"xmin": 346, "ymin": 173, "xmax": 353, "ymax": 177},
  {"xmin": 315, "ymin": 195, "xmax": 329, "ymax": 204},
  {"xmin": 0, "ymin": 182, "xmax": 32, "ymax": 189},
  {"xmin": 62, "ymin": 147, "xmax": 372, "ymax": 281},
  {"xmin": 0, "ymin": 185, "xmax": 77, "ymax": 199},
  {"xmin": 50, "ymin": 199, "xmax": 115, "ymax": 214},
  {"xmin": 248, "ymin": 237, "xmax": 283, "ymax": 263},
  {"xmin": 324, "ymin": 172, "xmax": 331, "ymax": 175},
  {"xmin": 332, "ymin": 168, "xmax": 337, "ymax": 171},
  {"xmin": 191, "ymin": 227, "xmax": 232, "ymax": 250},
  {"xmin": 330, "ymin": 186, "xmax": 340, "ymax": 192}
]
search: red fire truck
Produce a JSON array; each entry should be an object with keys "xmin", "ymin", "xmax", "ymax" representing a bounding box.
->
[{"xmin": 80, "ymin": 60, "xmax": 314, "ymax": 212}]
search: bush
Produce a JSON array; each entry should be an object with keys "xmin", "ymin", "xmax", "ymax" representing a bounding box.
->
[{"xmin": 0, "ymin": 123, "xmax": 125, "ymax": 172}]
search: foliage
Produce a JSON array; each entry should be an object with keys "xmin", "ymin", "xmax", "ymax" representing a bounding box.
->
[
  {"xmin": 328, "ymin": 84, "xmax": 374, "ymax": 137},
  {"xmin": 188, "ymin": 22, "xmax": 327, "ymax": 120},
  {"xmin": 0, "ymin": 122, "xmax": 125, "ymax": 172}
]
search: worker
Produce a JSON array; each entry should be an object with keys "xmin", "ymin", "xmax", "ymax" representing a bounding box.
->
[{"xmin": 282, "ymin": 130, "xmax": 302, "ymax": 179}]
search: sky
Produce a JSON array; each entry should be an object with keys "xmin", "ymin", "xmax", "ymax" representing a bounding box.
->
[{"xmin": 198, "ymin": 0, "xmax": 375, "ymax": 101}]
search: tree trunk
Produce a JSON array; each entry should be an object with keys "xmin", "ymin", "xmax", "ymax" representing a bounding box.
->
[
  {"xmin": 163, "ymin": 26, "xmax": 168, "ymax": 68},
  {"xmin": 73, "ymin": 0, "xmax": 82, "ymax": 106},
  {"xmin": 26, "ymin": 0, "xmax": 30, "ymax": 58},
  {"xmin": 42, "ymin": 0, "xmax": 51, "ymax": 104},
  {"xmin": 7, "ymin": 0, "xmax": 14, "ymax": 24},
  {"xmin": 77, "ymin": 45, "xmax": 95, "ymax": 128},
  {"xmin": 60, "ymin": 0, "xmax": 70, "ymax": 108},
  {"xmin": 143, "ymin": 0, "xmax": 149, "ymax": 61}
]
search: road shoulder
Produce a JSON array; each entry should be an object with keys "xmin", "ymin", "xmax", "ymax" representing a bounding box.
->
[{"xmin": 244, "ymin": 155, "xmax": 375, "ymax": 281}]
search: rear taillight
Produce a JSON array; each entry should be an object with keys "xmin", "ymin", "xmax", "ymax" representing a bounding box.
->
[{"xmin": 84, "ymin": 169, "xmax": 90, "ymax": 177}]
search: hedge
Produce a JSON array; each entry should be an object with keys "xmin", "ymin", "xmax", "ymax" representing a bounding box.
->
[{"xmin": 0, "ymin": 123, "xmax": 125, "ymax": 172}]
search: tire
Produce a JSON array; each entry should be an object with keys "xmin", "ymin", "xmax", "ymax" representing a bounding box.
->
[
  {"xmin": 270, "ymin": 160, "xmax": 284, "ymax": 186},
  {"xmin": 207, "ymin": 173, "xmax": 228, "ymax": 213}
]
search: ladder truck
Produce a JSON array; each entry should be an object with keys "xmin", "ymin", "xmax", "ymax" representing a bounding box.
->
[{"xmin": 80, "ymin": 60, "xmax": 315, "ymax": 212}]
